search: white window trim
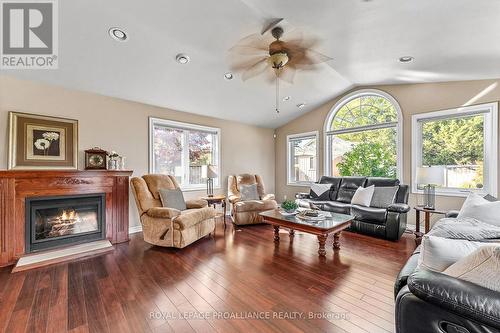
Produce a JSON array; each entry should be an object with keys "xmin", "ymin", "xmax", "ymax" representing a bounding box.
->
[
  {"xmin": 411, "ymin": 102, "xmax": 498, "ymax": 197},
  {"xmin": 323, "ymin": 89, "xmax": 404, "ymax": 181},
  {"xmin": 148, "ymin": 117, "xmax": 222, "ymax": 191},
  {"xmin": 287, "ymin": 131, "xmax": 320, "ymax": 186}
]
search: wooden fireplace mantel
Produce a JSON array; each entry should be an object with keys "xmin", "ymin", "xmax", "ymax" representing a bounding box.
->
[{"xmin": 0, "ymin": 169, "xmax": 133, "ymax": 267}]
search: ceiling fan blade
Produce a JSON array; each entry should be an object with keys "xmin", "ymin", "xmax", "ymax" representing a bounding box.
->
[
  {"xmin": 231, "ymin": 33, "xmax": 272, "ymax": 48},
  {"xmin": 263, "ymin": 68, "xmax": 277, "ymax": 84},
  {"xmin": 228, "ymin": 45, "xmax": 268, "ymax": 56},
  {"xmin": 285, "ymin": 37, "xmax": 321, "ymax": 51},
  {"xmin": 300, "ymin": 49, "xmax": 333, "ymax": 65},
  {"xmin": 281, "ymin": 28, "xmax": 303, "ymax": 42},
  {"xmin": 286, "ymin": 48, "xmax": 307, "ymax": 66},
  {"xmin": 278, "ymin": 66, "xmax": 296, "ymax": 84},
  {"xmin": 288, "ymin": 48, "xmax": 332, "ymax": 68},
  {"xmin": 241, "ymin": 58, "xmax": 270, "ymax": 81},
  {"xmin": 229, "ymin": 56, "xmax": 268, "ymax": 72}
]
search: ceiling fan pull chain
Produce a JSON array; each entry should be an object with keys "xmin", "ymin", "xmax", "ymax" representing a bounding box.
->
[{"xmin": 275, "ymin": 70, "xmax": 280, "ymax": 114}]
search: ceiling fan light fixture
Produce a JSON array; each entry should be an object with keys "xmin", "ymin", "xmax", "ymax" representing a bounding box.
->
[{"xmin": 269, "ymin": 52, "xmax": 289, "ymax": 69}]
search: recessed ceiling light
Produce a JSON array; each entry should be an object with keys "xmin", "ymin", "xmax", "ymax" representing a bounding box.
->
[
  {"xmin": 283, "ymin": 96, "xmax": 291, "ymax": 101},
  {"xmin": 297, "ymin": 103, "xmax": 306, "ymax": 109},
  {"xmin": 176, "ymin": 54, "xmax": 190, "ymax": 64},
  {"xmin": 224, "ymin": 72, "xmax": 233, "ymax": 80},
  {"xmin": 399, "ymin": 56, "xmax": 414, "ymax": 63},
  {"xmin": 108, "ymin": 27, "xmax": 128, "ymax": 42}
]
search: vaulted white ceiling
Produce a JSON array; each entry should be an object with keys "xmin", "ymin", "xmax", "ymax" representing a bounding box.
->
[{"xmin": 3, "ymin": 0, "xmax": 500, "ymax": 128}]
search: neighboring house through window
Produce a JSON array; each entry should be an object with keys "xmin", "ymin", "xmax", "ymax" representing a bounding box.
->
[
  {"xmin": 287, "ymin": 131, "xmax": 319, "ymax": 185},
  {"xmin": 324, "ymin": 89, "xmax": 403, "ymax": 179},
  {"xmin": 149, "ymin": 117, "xmax": 220, "ymax": 190},
  {"xmin": 412, "ymin": 102, "xmax": 498, "ymax": 196}
]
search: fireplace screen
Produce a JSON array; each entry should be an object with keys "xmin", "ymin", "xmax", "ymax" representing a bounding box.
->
[{"xmin": 26, "ymin": 194, "xmax": 106, "ymax": 252}]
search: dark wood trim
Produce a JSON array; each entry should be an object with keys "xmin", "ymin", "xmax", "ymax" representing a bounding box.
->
[
  {"xmin": 0, "ymin": 170, "xmax": 133, "ymax": 178},
  {"xmin": 0, "ymin": 170, "xmax": 133, "ymax": 267}
]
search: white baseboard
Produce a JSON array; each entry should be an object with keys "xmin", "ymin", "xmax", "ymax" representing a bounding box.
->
[{"xmin": 129, "ymin": 225, "xmax": 143, "ymax": 234}]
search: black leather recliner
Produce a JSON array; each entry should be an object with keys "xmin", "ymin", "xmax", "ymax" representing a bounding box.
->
[
  {"xmin": 296, "ymin": 176, "xmax": 410, "ymax": 241},
  {"xmin": 395, "ymin": 200, "xmax": 500, "ymax": 333},
  {"xmin": 394, "ymin": 247, "xmax": 500, "ymax": 333}
]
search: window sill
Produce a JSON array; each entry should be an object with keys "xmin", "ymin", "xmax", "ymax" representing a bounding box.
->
[{"xmin": 287, "ymin": 182, "xmax": 314, "ymax": 187}]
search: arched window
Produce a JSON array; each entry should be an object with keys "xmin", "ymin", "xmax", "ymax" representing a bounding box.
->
[{"xmin": 324, "ymin": 89, "xmax": 403, "ymax": 179}]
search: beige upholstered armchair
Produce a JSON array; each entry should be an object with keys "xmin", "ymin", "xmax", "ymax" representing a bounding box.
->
[
  {"xmin": 131, "ymin": 174, "xmax": 216, "ymax": 248},
  {"xmin": 228, "ymin": 174, "xmax": 278, "ymax": 225}
]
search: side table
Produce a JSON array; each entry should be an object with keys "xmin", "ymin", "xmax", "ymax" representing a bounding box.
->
[
  {"xmin": 201, "ymin": 195, "xmax": 227, "ymax": 229},
  {"xmin": 414, "ymin": 206, "xmax": 447, "ymax": 245}
]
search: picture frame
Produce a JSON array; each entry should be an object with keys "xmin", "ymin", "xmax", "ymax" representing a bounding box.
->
[{"xmin": 8, "ymin": 112, "xmax": 78, "ymax": 170}]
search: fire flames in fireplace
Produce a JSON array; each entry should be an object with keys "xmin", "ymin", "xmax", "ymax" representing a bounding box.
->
[
  {"xmin": 48, "ymin": 209, "xmax": 81, "ymax": 237},
  {"xmin": 36, "ymin": 208, "xmax": 98, "ymax": 240}
]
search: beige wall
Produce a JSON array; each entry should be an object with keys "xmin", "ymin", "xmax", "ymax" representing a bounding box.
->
[
  {"xmin": 0, "ymin": 75, "xmax": 276, "ymax": 229},
  {"xmin": 3, "ymin": 75, "xmax": 499, "ymax": 230},
  {"xmin": 275, "ymin": 79, "xmax": 500, "ymax": 226}
]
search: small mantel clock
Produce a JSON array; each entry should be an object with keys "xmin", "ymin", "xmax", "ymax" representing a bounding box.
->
[{"xmin": 85, "ymin": 147, "xmax": 108, "ymax": 170}]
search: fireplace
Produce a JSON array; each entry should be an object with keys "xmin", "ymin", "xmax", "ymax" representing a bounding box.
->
[{"xmin": 25, "ymin": 193, "xmax": 106, "ymax": 253}]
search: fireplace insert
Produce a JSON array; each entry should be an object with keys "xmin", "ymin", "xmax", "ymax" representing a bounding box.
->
[{"xmin": 25, "ymin": 193, "xmax": 106, "ymax": 252}]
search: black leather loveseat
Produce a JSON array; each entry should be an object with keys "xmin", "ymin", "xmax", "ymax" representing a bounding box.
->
[{"xmin": 296, "ymin": 176, "xmax": 410, "ymax": 241}]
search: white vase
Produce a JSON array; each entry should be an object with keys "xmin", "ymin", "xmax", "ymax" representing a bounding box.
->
[
  {"xmin": 121, "ymin": 156, "xmax": 126, "ymax": 170},
  {"xmin": 108, "ymin": 159, "xmax": 117, "ymax": 170}
]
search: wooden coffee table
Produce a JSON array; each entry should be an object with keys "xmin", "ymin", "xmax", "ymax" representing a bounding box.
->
[{"xmin": 259, "ymin": 209, "xmax": 353, "ymax": 257}]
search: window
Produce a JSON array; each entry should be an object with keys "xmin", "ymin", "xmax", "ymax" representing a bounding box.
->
[
  {"xmin": 149, "ymin": 118, "xmax": 220, "ymax": 190},
  {"xmin": 412, "ymin": 102, "xmax": 498, "ymax": 196},
  {"xmin": 324, "ymin": 89, "xmax": 403, "ymax": 179},
  {"xmin": 287, "ymin": 131, "xmax": 319, "ymax": 185}
]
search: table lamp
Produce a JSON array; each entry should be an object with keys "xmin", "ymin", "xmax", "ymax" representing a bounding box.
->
[
  {"xmin": 416, "ymin": 166, "xmax": 445, "ymax": 210},
  {"xmin": 206, "ymin": 165, "xmax": 218, "ymax": 197}
]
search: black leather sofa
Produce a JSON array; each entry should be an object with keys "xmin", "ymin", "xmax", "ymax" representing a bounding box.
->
[
  {"xmin": 395, "ymin": 207, "xmax": 500, "ymax": 333},
  {"xmin": 296, "ymin": 176, "xmax": 410, "ymax": 241}
]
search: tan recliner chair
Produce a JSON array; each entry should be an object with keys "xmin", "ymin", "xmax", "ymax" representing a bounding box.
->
[
  {"xmin": 131, "ymin": 174, "xmax": 216, "ymax": 248},
  {"xmin": 228, "ymin": 174, "xmax": 278, "ymax": 225}
]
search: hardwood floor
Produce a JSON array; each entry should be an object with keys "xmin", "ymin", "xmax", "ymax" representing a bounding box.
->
[{"xmin": 0, "ymin": 218, "xmax": 416, "ymax": 333}]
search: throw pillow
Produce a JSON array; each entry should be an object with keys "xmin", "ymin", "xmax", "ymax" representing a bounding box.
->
[
  {"xmin": 351, "ymin": 185, "xmax": 375, "ymax": 207},
  {"xmin": 457, "ymin": 193, "xmax": 500, "ymax": 226},
  {"xmin": 158, "ymin": 188, "xmax": 186, "ymax": 211},
  {"xmin": 443, "ymin": 246, "xmax": 500, "ymax": 292},
  {"xmin": 427, "ymin": 217, "xmax": 500, "ymax": 241},
  {"xmin": 370, "ymin": 186, "xmax": 399, "ymax": 208},
  {"xmin": 309, "ymin": 183, "xmax": 332, "ymax": 200},
  {"xmin": 417, "ymin": 235, "xmax": 498, "ymax": 272},
  {"xmin": 240, "ymin": 183, "xmax": 260, "ymax": 201}
]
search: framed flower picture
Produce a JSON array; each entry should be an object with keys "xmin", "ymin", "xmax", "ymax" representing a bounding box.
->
[{"xmin": 8, "ymin": 112, "xmax": 78, "ymax": 169}]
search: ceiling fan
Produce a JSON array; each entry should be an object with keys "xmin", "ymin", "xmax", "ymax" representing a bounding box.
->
[{"xmin": 228, "ymin": 22, "xmax": 332, "ymax": 113}]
